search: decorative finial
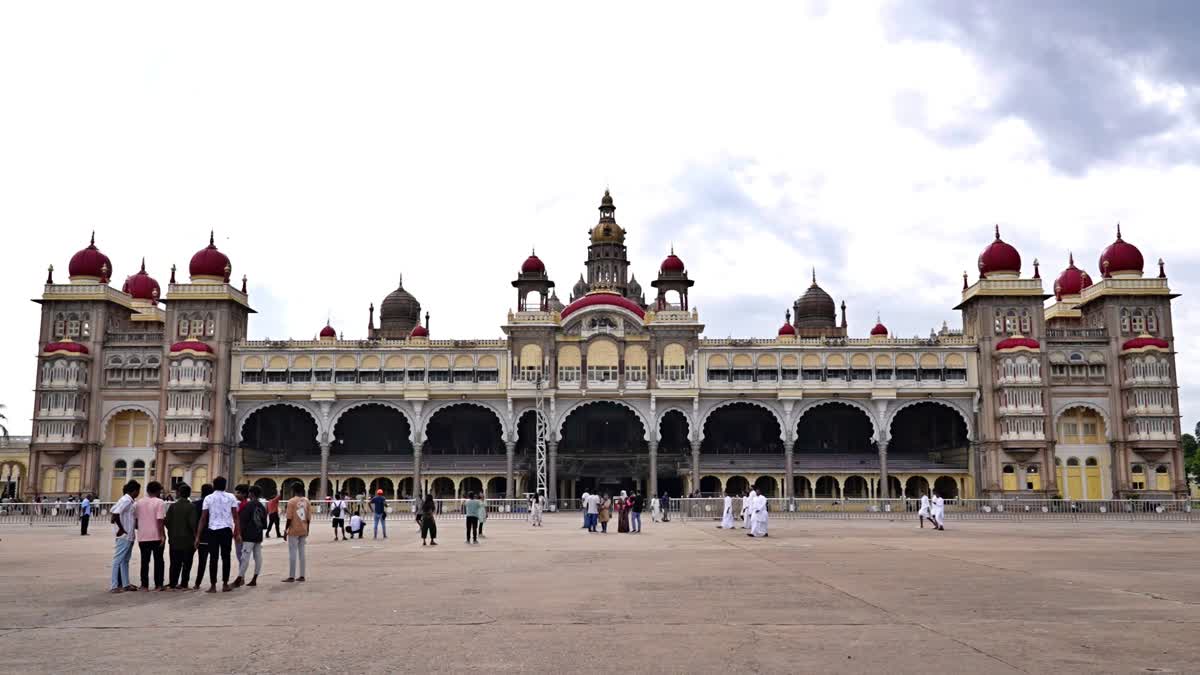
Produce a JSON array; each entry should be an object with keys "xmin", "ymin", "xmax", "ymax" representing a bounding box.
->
[
  {"xmin": 1158, "ymin": 258, "xmax": 1166, "ymax": 278},
  {"xmin": 46, "ymin": 264, "xmax": 54, "ymax": 284},
  {"xmin": 209, "ymin": 230, "xmax": 215, "ymax": 246},
  {"xmin": 994, "ymin": 224, "xmax": 1000, "ymax": 240},
  {"xmin": 531, "ymin": 246, "xmax": 536, "ymax": 256},
  {"xmin": 811, "ymin": 268, "xmax": 817, "ymax": 285},
  {"xmin": 1116, "ymin": 222, "xmax": 1122, "ymax": 240},
  {"xmin": 140, "ymin": 257, "xmax": 146, "ymax": 273},
  {"xmin": 90, "ymin": 230, "xmax": 95, "ymax": 246},
  {"xmin": 399, "ymin": 273, "xmax": 403, "ymax": 288},
  {"xmin": 876, "ymin": 312, "xmax": 881, "ymax": 324},
  {"xmin": 785, "ymin": 309, "xmax": 791, "ymax": 322},
  {"xmin": 1033, "ymin": 258, "xmax": 1040, "ymax": 279},
  {"xmin": 1068, "ymin": 251, "xmax": 1074, "ymax": 266},
  {"xmin": 670, "ymin": 242, "xmax": 675, "ymax": 255},
  {"xmin": 169, "ymin": 264, "xmax": 176, "ymax": 284},
  {"xmin": 241, "ymin": 274, "xmax": 247, "ymax": 294},
  {"xmin": 962, "ymin": 270, "xmax": 968, "ymax": 290}
]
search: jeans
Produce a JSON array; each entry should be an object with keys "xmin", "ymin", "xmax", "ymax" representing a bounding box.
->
[
  {"xmin": 585, "ymin": 512, "xmax": 598, "ymax": 531},
  {"xmin": 238, "ymin": 541, "xmax": 262, "ymax": 578},
  {"xmin": 208, "ymin": 528, "xmax": 233, "ymax": 585},
  {"xmin": 267, "ymin": 512, "xmax": 281, "ymax": 538},
  {"xmin": 194, "ymin": 541, "xmax": 210, "ymax": 587},
  {"xmin": 466, "ymin": 516, "xmax": 479, "ymax": 542},
  {"xmin": 630, "ymin": 512, "xmax": 642, "ymax": 532},
  {"xmin": 139, "ymin": 541, "xmax": 165, "ymax": 588},
  {"xmin": 287, "ymin": 535, "xmax": 307, "ymax": 578},
  {"xmin": 373, "ymin": 512, "xmax": 387, "ymax": 538},
  {"xmin": 169, "ymin": 548, "xmax": 193, "ymax": 588},
  {"xmin": 80, "ymin": 515, "xmax": 90, "ymax": 535},
  {"xmin": 110, "ymin": 538, "xmax": 134, "ymax": 589}
]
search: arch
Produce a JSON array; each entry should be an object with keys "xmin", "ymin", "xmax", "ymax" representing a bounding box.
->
[
  {"xmin": 370, "ymin": 477, "xmax": 395, "ymax": 499},
  {"xmin": 756, "ymin": 353, "xmax": 777, "ymax": 368},
  {"xmin": 361, "ymin": 355, "xmax": 381, "ymax": 370},
  {"xmin": 385, "ymin": 355, "xmax": 405, "ymax": 369},
  {"xmin": 933, "ymin": 476, "xmax": 959, "ymax": 499},
  {"xmin": 794, "ymin": 476, "xmax": 813, "ymax": 498},
  {"xmin": 825, "ymin": 354, "xmax": 846, "ymax": 368},
  {"xmin": 315, "ymin": 355, "xmax": 334, "ymax": 369},
  {"xmin": 753, "ymin": 475, "xmax": 778, "ymax": 497},
  {"xmin": 268, "ymin": 355, "xmax": 288, "ymax": 369},
  {"xmin": 430, "ymin": 355, "xmax": 450, "ymax": 370},
  {"xmin": 801, "ymin": 354, "xmax": 821, "ymax": 368},
  {"xmin": 253, "ymin": 478, "xmax": 278, "ymax": 499},
  {"xmin": 485, "ymin": 477, "xmax": 506, "ymax": 498},
  {"xmin": 945, "ymin": 353, "xmax": 966, "ymax": 368},
  {"xmin": 336, "ymin": 355, "xmax": 357, "ymax": 370},
  {"xmin": 328, "ymin": 400, "xmax": 414, "ymax": 444},
  {"xmin": 1051, "ymin": 401, "xmax": 1113, "ymax": 441},
  {"xmin": 624, "ymin": 344, "xmax": 648, "ymax": 368},
  {"xmin": 904, "ymin": 475, "xmax": 930, "ymax": 498},
  {"xmin": 558, "ymin": 344, "xmax": 582, "ymax": 367},
  {"xmin": 397, "ymin": 477, "xmax": 414, "ymax": 499},
  {"xmin": 894, "ymin": 353, "xmax": 916, "ymax": 368},
  {"xmin": 814, "ymin": 475, "xmax": 839, "ymax": 498},
  {"xmin": 794, "ymin": 399, "xmax": 879, "ymax": 440},
  {"xmin": 99, "ymin": 404, "xmax": 159, "ymax": 441},
  {"xmin": 478, "ymin": 355, "xmax": 498, "ymax": 369},
  {"xmin": 237, "ymin": 400, "xmax": 324, "ymax": 445},
  {"xmin": 587, "ymin": 338, "xmax": 619, "ymax": 366},
  {"xmin": 781, "ymin": 354, "xmax": 799, "ymax": 368},
  {"xmin": 663, "ymin": 343, "xmax": 687, "ymax": 367},
  {"xmin": 421, "ymin": 400, "xmax": 510, "ymax": 443},
  {"xmin": 707, "ymin": 354, "xmax": 729, "ymax": 369},
  {"xmin": 699, "ymin": 476, "xmax": 722, "ymax": 495},
  {"xmin": 732, "ymin": 354, "xmax": 753, "ymax": 368},
  {"xmin": 308, "ymin": 478, "xmax": 332, "ymax": 500},
  {"xmin": 293, "ymin": 355, "xmax": 313, "ymax": 369},
  {"xmin": 65, "ymin": 467, "xmax": 82, "ymax": 493},
  {"xmin": 341, "ymin": 477, "xmax": 367, "ymax": 498},
  {"xmin": 725, "ymin": 475, "xmax": 750, "ymax": 495},
  {"xmin": 458, "ymin": 476, "xmax": 484, "ymax": 498},
  {"xmin": 849, "ymin": 354, "xmax": 870, "ymax": 368},
  {"xmin": 430, "ymin": 477, "xmax": 455, "ymax": 498},
  {"xmin": 919, "ymin": 353, "xmax": 940, "ymax": 369},
  {"xmin": 699, "ymin": 400, "xmax": 785, "ymax": 442},
  {"xmin": 874, "ymin": 354, "xmax": 892, "ymax": 368},
  {"xmin": 41, "ymin": 467, "xmax": 58, "ymax": 493},
  {"xmin": 556, "ymin": 399, "xmax": 650, "ymax": 442},
  {"xmin": 655, "ymin": 406, "xmax": 693, "ymax": 445},
  {"xmin": 243, "ymin": 356, "xmax": 264, "ymax": 370},
  {"xmin": 884, "ymin": 398, "xmax": 973, "ymax": 442},
  {"xmin": 843, "ymin": 475, "xmax": 868, "ymax": 498},
  {"xmin": 519, "ymin": 344, "xmax": 543, "ymax": 368},
  {"xmin": 281, "ymin": 477, "xmax": 305, "ymax": 497}
]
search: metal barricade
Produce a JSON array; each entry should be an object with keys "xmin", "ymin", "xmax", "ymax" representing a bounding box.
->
[{"xmin": 673, "ymin": 498, "xmax": 1200, "ymax": 523}]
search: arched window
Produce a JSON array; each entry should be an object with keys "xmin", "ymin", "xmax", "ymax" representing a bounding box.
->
[
  {"xmin": 1155, "ymin": 465, "xmax": 1171, "ymax": 491},
  {"xmin": 1131, "ymin": 309, "xmax": 1146, "ymax": 334},
  {"xmin": 177, "ymin": 314, "xmax": 190, "ymax": 337},
  {"xmin": 1130, "ymin": 464, "xmax": 1145, "ymax": 490},
  {"xmin": 1147, "ymin": 309, "xmax": 1158, "ymax": 334},
  {"xmin": 1120, "ymin": 309, "xmax": 1130, "ymax": 334},
  {"xmin": 1002, "ymin": 464, "xmax": 1018, "ymax": 491},
  {"xmin": 54, "ymin": 313, "xmax": 66, "ymax": 338},
  {"xmin": 1085, "ymin": 457, "xmax": 1098, "ymax": 466},
  {"xmin": 205, "ymin": 312, "xmax": 216, "ymax": 337}
]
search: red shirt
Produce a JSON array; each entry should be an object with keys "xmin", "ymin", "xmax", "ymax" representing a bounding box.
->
[{"xmin": 267, "ymin": 497, "xmax": 280, "ymax": 514}]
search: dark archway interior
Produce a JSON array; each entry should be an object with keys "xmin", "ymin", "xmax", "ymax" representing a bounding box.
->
[
  {"xmin": 241, "ymin": 406, "xmax": 319, "ymax": 455},
  {"xmin": 333, "ymin": 404, "xmax": 413, "ymax": 454},
  {"xmin": 701, "ymin": 403, "xmax": 782, "ymax": 453},
  {"xmin": 516, "ymin": 410, "xmax": 538, "ymax": 453},
  {"xmin": 559, "ymin": 402, "xmax": 647, "ymax": 453},
  {"xmin": 795, "ymin": 404, "xmax": 874, "ymax": 453},
  {"xmin": 425, "ymin": 405, "xmax": 504, "ymax": 454},
  {"xmin": 888, "ymin": 402, "xmax": 968, "ymax": 465},
  {"xmin": 658, "ymin": 410, "xmax": 690, "ymax": 453}
]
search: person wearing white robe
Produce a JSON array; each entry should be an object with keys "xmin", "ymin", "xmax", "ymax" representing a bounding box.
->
[
  {"xmin": 741, "ymin": 489, "xmax": 756, "ymax": 529},
  {"xmin": 529, "ymin": 494, "xmax": 543, "ymax": 527},
  {"xmin": 930, "ymin": 492, "xmax": 946, "ymax": 531},
  {"xmin": 918, "ymin": 492, "xmax": 932, "ymax": 529},
  {"xmin": 748, "ymin": 493, "xmax": 768, "ymax": 537},
  {"xmin": 720, "ymin": 494, "xmax": 735, "ymax": 529}
]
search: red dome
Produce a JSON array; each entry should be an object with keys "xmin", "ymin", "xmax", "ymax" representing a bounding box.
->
[
  {"xmin": 1099, "ymin": 225, "xmax": 1144, "ymax": 277},
  {"xmin": 169, "ymin": 340, "xmax": 213, "ymax": 354},
  {"xmin": 43, "ymin": 340, "xmax": 89, "ymax": 355},
  {"xmin": 319, "ymin": 324, "xmax": 337, "ymax": 338},
  {"xmin": 560, "ymin": 291, "xmax": 646, "ymax": 319},
  {"xmin": 122, "ymin": 259, "xmax": 160, "ymax": 301},
  {"xmin": 660, "ymin": 251, "xmax": 685, "ymax": 274},
  {"xmin": 870, "ymin": 322, "xmax": 888, "ymax": 337},
  {"xmin": 409, "ymin": 324, "xmax": 429, "ymax": 338},
  {"xmin": 1121, "ymin": 335, "xmax": 1169, "ymax": 351},
  {"xmin": 520, "ymin": 252, "xmax": 545, "ymax": 274},
  {"xmin": 996, "ymin": 335, "xmax": 1040, "ymax": 351},
  {"xmin": 977, "ymin": 225, "xmax": 1021, "ymax": 278},
  {"xmin": 189, "ymin": 232, "xmax": 232, "ymax": 281},
  {"xmin": 68, "ymin": 234, "xmax": 113, "ymax": 281},
  {"xmin": 1054, "ymin": 253, "xmax": 1093, "ymax": 300},
  {"xmin": 778, "ymin": 321, "xmax": 796, "ymax": 336}
]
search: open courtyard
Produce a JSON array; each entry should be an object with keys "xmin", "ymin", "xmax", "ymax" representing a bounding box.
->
[{"xmin": 0, "ymin": 515, "xmax": 1198, "ymax": 674}]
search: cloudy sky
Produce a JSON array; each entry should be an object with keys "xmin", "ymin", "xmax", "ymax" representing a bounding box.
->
[{"xmin": 1, "ymin": 1, "xmax": 1198, "ymax": 434}]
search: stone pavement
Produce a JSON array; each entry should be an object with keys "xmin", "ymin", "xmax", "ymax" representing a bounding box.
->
[{"xmin": 0, "ymin": 515, "xmax": 1198, "ymax": 674}]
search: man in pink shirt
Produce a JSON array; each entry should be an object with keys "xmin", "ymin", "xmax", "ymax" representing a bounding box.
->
[{"xmin": 134, "ymin": 481, "xmax": 168, "ymax": 591}]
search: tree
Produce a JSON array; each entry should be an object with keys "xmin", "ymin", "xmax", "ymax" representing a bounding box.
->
[
  {"xmin": 1185, "ymin": 432, "xmax": 1199, "ymax": 489},
  {"xmin": 0, "ymin": 403, "xmax": 7, "ymax": 438}
]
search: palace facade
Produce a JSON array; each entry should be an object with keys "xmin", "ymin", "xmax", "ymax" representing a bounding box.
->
[{"xmin": 27, "ymin": 192, "xmax": 1185, "ymax": 503}]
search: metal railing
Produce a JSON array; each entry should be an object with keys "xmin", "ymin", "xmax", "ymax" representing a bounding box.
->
[{"xmin": 672, "ymin": 498, "xmax": 1200, "ymax": 522}]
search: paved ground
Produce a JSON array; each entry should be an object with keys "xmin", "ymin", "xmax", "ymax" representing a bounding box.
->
[{"xmin": 0, "ymin": 515, "xmax": 1198, "ymax": 674}]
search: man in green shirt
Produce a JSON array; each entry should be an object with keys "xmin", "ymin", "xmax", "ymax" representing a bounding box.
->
[{"xmin": 165, "ymin": 484, "xmax": 198, "ymax": 590}]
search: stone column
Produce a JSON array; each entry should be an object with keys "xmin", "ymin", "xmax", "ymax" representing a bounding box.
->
[
  {"xmin": 877, "ymin": 433, "xmax": 890, "ymax": 499},
  {"xmin": 505, "ymin": 441, "xmax": 516, "ymax": 499},
  {"xmin": 648, "ymin": 440, "xmax": 659, "ymax": 498},
  {"xmin": 690, "ymin": 441, "xmax": 700, "ymax": 496},
  {"xmin": 318, "ymin": 442, "xmax": 331, "ymax": 501},
  {"xmin": 547, "ymin": 440, "xmax": 558, "ymax": 505},
  {"xmin": 784, "ymin": 447, "xmax": 794, "ymax": 500}
]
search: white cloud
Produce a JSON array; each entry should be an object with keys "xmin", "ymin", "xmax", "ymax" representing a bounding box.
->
[{"xmin": 0, "ymin": 1, "xmax": 1196, "ymax": 434}]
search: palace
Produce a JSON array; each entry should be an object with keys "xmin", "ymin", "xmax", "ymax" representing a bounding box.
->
[{"xmin": 25, "ymin": 191, "xmax": 1185, "ymax": 503}]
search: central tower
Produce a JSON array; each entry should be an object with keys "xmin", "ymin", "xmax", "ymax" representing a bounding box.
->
[{"xmin": 585, "ymin": 190, "xmax": 632, "ymax": 297}]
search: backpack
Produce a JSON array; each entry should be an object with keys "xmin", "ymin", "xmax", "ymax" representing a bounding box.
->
[{"xmin": 331, "ymin": 502, "xmax": 343, "ymax": 518}]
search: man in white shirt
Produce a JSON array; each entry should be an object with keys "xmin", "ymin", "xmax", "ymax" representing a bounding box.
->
[
  {"xmin": 748, "ymin": 492, "xmax": 769, "ymax": 538},
  {"xmin": 584, "ymin": 492, "xmax": 600, "ymax": 532},
  {"xmin": 330, "ymin": 493, "xmax": 348, "ymax": 541},
  {"xmin": 196, "ymin": 476, "xmax": 240, "ymax": 593},
  {"xmin": 580, "ymin": 491, "xmax": 590, "ymax": 529},
  {"xmin": 109, "ymin": 480, "xmax": 140, "ymax": 593}
]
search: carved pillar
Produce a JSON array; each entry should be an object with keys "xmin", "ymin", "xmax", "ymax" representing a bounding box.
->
[
  {"xmin": 648, "ymin": 440, "xmax": 658, "ymax": 498},
  {"xmin": 784, "ymin": 447, "xmax": 794, "ymax": 500},
  {"xmin": 548, "ymin": 440, "xmax": 558, "ymax": 505},
  {"xmin": 878, "ymin": 437, "xmax": 890, "ymax": 499},
  {"xmin": 505, "ymin": 440, "xmax": 515, "ymax": 499},
  {"xmin": 413, "ymin": 436, "xmax": 423, "ymax": 499},
  {"xmin": 690, "ymin": 440, "xmax": 700, "ymax": 496},
  {"xmin": 318, "ymin": 442, "xmax": 331, "ymax": 501}
]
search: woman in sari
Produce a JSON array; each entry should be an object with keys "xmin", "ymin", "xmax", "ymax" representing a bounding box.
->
[{"xmin": 616, "ymin": 490, "xmax": 630, "ymax": 533}]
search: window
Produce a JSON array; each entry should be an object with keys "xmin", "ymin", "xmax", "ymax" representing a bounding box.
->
[
  {"xmin": 67, "ymin": 318, "xmax": 80, "ymax": 337},
  {"xmin": 518, "ymin": 366, "xmax": 542, "ymax": 382},
  {"xmin": 190, "ymin": 319, "xmax": 204, "ymax": 337},
  {"xmin": 266, "ymin": 371, "xmax": 288, "ymax": 384},
  {"xmin": 1130, "ymin": 464, "xmax": 1145, "ymax": 490},
  {"xmin": 781, "ymin": 368, "xmax": 799, "ymax": 381},
  {"xmin": 625, "ymin": 366, "xmax": 647, "ymax": 382},
  {"xmin": 335, "ymin": 370, "xmax": 358, "ymax": 383},
  {"xmin": 558, "ymin": 366, "xmax": 580, "ymax": 383},
  {"xmin": 1004, "ymin": 311, "xmax": 1018, "ymax": 334},
  {"xmin": 895, "ymin": 368, "xmax": 918, "ymax": 381},
  {"xmin": 383, "ymin": 370, "xmax": 405, "ymax": 383},
  {"xmin": 1131, "ymin": 311, "xmax": 1145, "ymax": 334},
  {"xmin": 918, "ymin": 368, "xmax": 941, "ymax": 381},
  {"xmin": 241, "ymin": 371, "xmax": 263, "ymax": 384},
  {"xmin": 291, "ymin": 370, "xmax": 312, "ymax": 383},
  {"xmin": 801, "ymin": 368, "xmax": 823, "ymax": 381},
  {"xmin": 1019, "ymin": 311, "xmax": 1031, "ymax": 334},
  {"xmin": 825, "ymin": 368, "xmax": 847, "ymax": 381},
  {"xmin": 587, "ymin": 365, "xmax": 617, "ymax": 382},
  {"xmin": 1088, "ymin": 364, "xmax": 1105, "ymax": 378},
  {"xmin": 1147, "ymin": 310, "xmax": 1158, "ymax": 334},
  {"xmin": 427, "ymin": 370, "xmax": 449, "ymax": 383},
  {"xmin": 406, "ymin": 369, "xmax": 424, "ymax": 382},
  {"xmin": 81, "ymin": 314, "xmax": 91, "ymax": 338},
  {"xmin": 177, "ymin": 318, "xmax": 189, "ymax": 337},
  {"xmin": 476, "ymin": 370, "xmax": 499, "ymax": 383},
  {"xmin": 451, "ymin": 370, "xmax": 474, "ymax": 383},
  {"xmin": 874, "ymin": 368, "xmax": 892, "ymax": 380},
  {"xmin": 944, "ymin": 368, "xmax": 967, "ymax": 381},
  {"xmin": 1051, "ymin": 364, "xmax": 1067, "ymax": 377},
  {"xmin": 314, "ymin": 370, "xmax": 333, "ymax": 382},
  {"xmin": 1120, "ymin": 309, "xmax": 1131, "ymax": 334},
  {"xmin": 993, "ymin": 312, "xmax": 1003, "ymax": 335},
  {"xmin": 707, "ymin": 369, "xmax": 729, "ymax": 382},
  {"xmin": 731, "ymin": 368, "xmax": 753, "ymax": 382},
  {"xmin": 360, "ymin": 371, "xmax": 381, "ymax": 383},
  {"xmin": 1025, "ymin": 464, "xmax": 1041, "ymax": 490}
]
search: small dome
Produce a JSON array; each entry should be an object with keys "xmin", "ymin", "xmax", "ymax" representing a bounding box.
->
[
  {"xmin": 319, "ymin": 323, "xmax": 337, "ymax": 338},
  {"xmin": 380, "ymin": 276, "xmax": 422, "ymax": 336},
  {"xmin": 571, "ymin": 275, "xmax": 588, "ymax": 300},
  {"xmin": 870, "ymin": 317, "xmax": 888, "ymax": 336},
  {"xmin": 68, "ymin": 233, "xmax": 113, "ymax": 282},
  {"xmin": 122, "ymin": 259, "xmax": 160, "ymax": 301},
  {"xmin": 409, "ymin": 324, "xmax": 429, "ymax": 338},
  {"xmin": 169, "ymin": 340, "xmax": 213, "ymax": 355},
  {"xmin": 520, "ymin": 251, "xmax": 546, "ymax": 274},
  {"xmin": 189, "ymin": 231, "xmax": 232, "ymax": 281},
  {"xmin": 590, "ymin": 189, "xmax": 626, "ymax": 244},
  {"xmin": 547, "ymin": 290, "xmax": 565, "ymax": 313},
  {"xmin": 43, "ymin": 340, "xmax": 90, "ymax": 355},
  {"xmin": 977, "ymin": 225, "xmax": 1021, "ymax": 278},
  {"xmin": 561, "ymin": 291, "xmax": 646, "ymax": 319},
  {"xmin": 1099, "ymin": 225, "xmax": 1144, "ymax": 277},
  {"xmin": 794, "ymin": 272, "xmax": 836, "ymax": 328},
  {"xmin": 1121, "ymin": 334, "xmax": 1169, "ymax": 352},
  {"xmin": 996, "ymin": 335, "xmax": 1040, "ymax": 352},
  {"xmin": 1054, "ymin": 253, "xmax": 1093, "ymax": 300},
  {"xmin": 660, "ymin": 251, "xmax": 685, "ymax": 274},
  {"xmin": 778, "ymin": 321, "xmax": 796, "ymax": 337}
]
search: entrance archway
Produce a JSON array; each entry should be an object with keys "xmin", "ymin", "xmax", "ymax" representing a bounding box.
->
[
  {"xmin": 458, "ymin": 477, "xmax": 484, "ymax": 498},
  {"xmin": 369, "ymin": 477, "xmax": 395, "ymax": 499},
  {"xmin": 843, "ymin": 475, "xmax": 869, "ymax": 498},
  {"xmin": 794, "ymin": 476, "xmax": 813, "ymax": 498},
  {"xmin": 815, "ymin": 476, "xmax": 839, "ymax": 498},
  {"xmin": 795, "ymin": 403, "xmax": 873, "ymax": 454},
  {"xmin": 486, "ymin": 477, "xmax": 506, "ymax": 498},
  {"xmin": 725, "ymin": 475, "xmax": 750, "ymax": 495},
  {"xmin": 933, "ymin": 476, "xmax": 959, "ymax": 499},
  {"xmin": 430, "ymin": 477, "xmax": 455, "ymax": 498},
  {"xmin": 425, "ymin": 404, "xmax": 504, "ymax": 455},
  {"xmin": 333, "ymin": 404, "xmax": 413, "ymax": 455},
  {"xmin": 341, "ymin": 477, "xmax": 367, "ymax": 499},
  {"xmin": 241, "ymin": 405, "xmax": 319, "ymax": 456},
  {"xmin": 308, "ymin": 478, "xmax": 332, "ymax": 500},
  {"xmin": 754, "ymin": 476, "xmax": 778, "ymax": 497},
  {"xmin": 904, "ymin": 476, "xmax": 930, "ymax": 498},
  {"xmin": 253, "ymin": 478, "xmax": 278, "ymax": 499},
  {"xmin": 560, "ymin": 402, "xmax": 648, "ymax": 496},
  {"xmin": 699, "ymin": 476, "xmax": 722, "ymax": 495},
  {"xmin": 888, "ymin": 402, "xmax": 968, "ymax": 467},
  {"xmin": 659, "ymin": 410, "xmax": 690, "ymax": 451},
  {"xmin": 702, "ymin": 403, "xmax": 783, "ymax": 454}
]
